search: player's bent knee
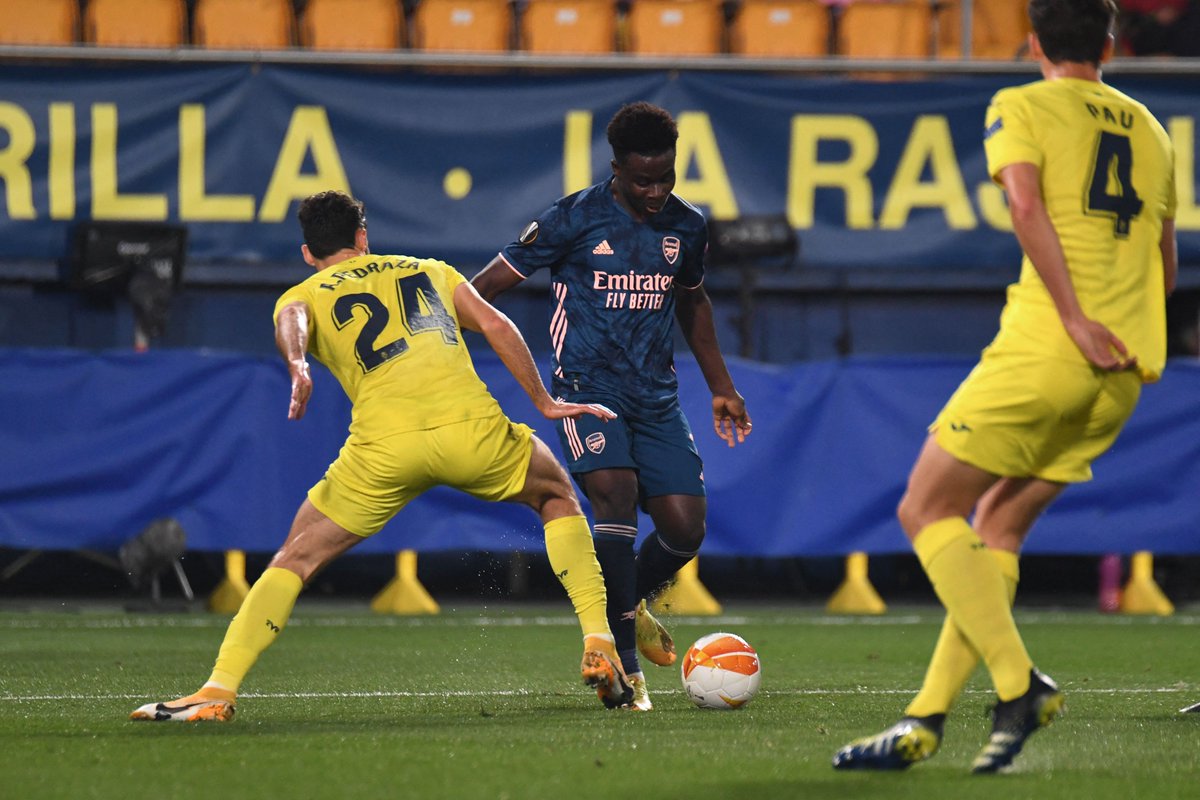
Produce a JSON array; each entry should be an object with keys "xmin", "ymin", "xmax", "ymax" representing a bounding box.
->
[
  {"xmin": 518, "ymin": 486, "xmax": 582, "ymax": 520},
  {"xmin": 646, "ymin": 495, "xmax": 706, "ymax": 550},
  {"xmin": 660, "ymin": 524, "xmax": 704, "ymax": 552},
  {"xmin": 580, "ymin": 472, "xmax": 640, "ymax": 517},
  {"xmin": 267, "ymin": 507, "xmax": 363, "ymax": 582},
  {"xmin": 269, "ymin": 537, "xmax": 350, "ymax": 582},
  {"xmin": 537, "ymin": 470, "xmax": 583, "ymax": 514},
  {"xmin": 896, "ymin": 492, "xmax": 929, "ymax": 541},
  {"xmin": 515, "ymin": 444, "xmax": 583, "ymax": 517},
  {"xmin": 265, "ymin": 554, "xmax": 317, "ymax": 584},
  {"xmin": 976, "ymin": 528, "xmax": 1025, "ymax": 553}
]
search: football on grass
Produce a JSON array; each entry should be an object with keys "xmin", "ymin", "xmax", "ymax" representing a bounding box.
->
[{"xmin": 680, "ymin": 632, "xmax": 761, "ymax": 709}]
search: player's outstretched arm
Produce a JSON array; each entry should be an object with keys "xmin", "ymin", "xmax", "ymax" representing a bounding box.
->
[
  {"xmin": 470, "ymin": 254, "xmax": 525, "ymax": 303},
  {"xmin": 999, "ymin": 162, "xmax": 1137, "ymax": 372},
  {"xmin": 275, "ymin": 301, "xmax": 313, "ymax": 420},
  {"xmin": 674, "ymin": 284, "xmax": 752, "ymax": 446},
  {"xmin": 453, "ymin": 282, "xmax": 614, "ymax": 423}
]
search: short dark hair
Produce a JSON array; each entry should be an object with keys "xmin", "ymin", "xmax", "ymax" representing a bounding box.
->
[
  {"xmin": 297, "ymin": 190, "xmax": 366, "ymax": 259},
  {"xmin": 1029, "ymin": 0, "xmax": 1116, "ymax": 65},
  {"xmin": 606, "ymin": 102, "xmax": 678, "ymax": 163}
]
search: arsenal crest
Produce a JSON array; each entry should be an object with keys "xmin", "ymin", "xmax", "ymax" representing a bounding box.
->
[
  {"xmin": 662, "ymin": 236, "xmax": 680, "ymax": 264},
  {"xmin": 586, "ymin": 432, "xmax": 606, "ymax": 454}
]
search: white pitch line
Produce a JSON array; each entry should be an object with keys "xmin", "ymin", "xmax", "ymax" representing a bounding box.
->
[
  {"xmin": 0, "ymin": 615, "xmax": 864, "ymax": 630},
  {"xmin": 1, "ymin": 687, "xmax": 1191, "ymax": 703},
  {"xmin": 1, "ymin": 613, "xmax": 1196, "ymax": 630}
]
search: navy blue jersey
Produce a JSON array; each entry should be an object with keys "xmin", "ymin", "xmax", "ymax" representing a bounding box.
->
[{"xmin": 498, "ymin": 177, "xmax": 708, "ymax": 410}]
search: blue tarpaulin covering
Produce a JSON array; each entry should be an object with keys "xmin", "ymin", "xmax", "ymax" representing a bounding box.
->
[{"xmin": 2, "ymin": 349, "xmax": 1196, "ymax": 556}]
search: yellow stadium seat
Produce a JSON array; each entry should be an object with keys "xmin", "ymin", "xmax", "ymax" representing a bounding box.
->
[
  {"xmin": 838, "ymin": 0, "xmax": 933, "ymax": 59},
  {"xmin": 520, "ymin": 0, "xmax": 617, "ymax": 54},
  {"xmin": 193, "ymin": 0, "xmax": 295, "ymax": 49},
  {"xmin": 301, "ymin": 0, "xmax": 405, "ymax": 51},
  {"xmin": 937, "ymin": 0, "xmax": 1030, "ymax": 59},
  {"xmin": 0, "ymin": 0, "xmax": 78, "ymax": 46},
  {"xmin": 85, "ymin": 0, "xmax": 187, "ymax": 48},
  {"xmin": 411, "ymin": 0, "xmax": 513, "ymax": 51},
  {"xmin": 730, "ymin": 0, "xmax": 830, "ymax": 58},
  {"xmin": 626, "ymin": 0, "xmax": 724, "ymax": 56}
]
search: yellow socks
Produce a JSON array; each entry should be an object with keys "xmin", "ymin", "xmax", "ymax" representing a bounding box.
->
[
  {"xmin": 905, "ymin": 549, "xmax": 1020, "ymax": 717},
  {"xmin": 544, "ymin": 514, "xmax": 611, "ymax": 639},
  {"xmin": 206, "ymin": 566, "xmax": 304, "ymax": 695},
  {"xmin": 912, "ymin": 518, "xmax": 1032, "ymax": 702},
  {"xmin": 991, "ymin": 549, "xmax": 1021, "ymax": 603}
]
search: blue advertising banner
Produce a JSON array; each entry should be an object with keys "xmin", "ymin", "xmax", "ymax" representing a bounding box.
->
[
  {"xmin": 0, "ymin": 65, "xmax": 1195, "ymax": 274},
  {"xmin": 1, "ymin": 349, "xmax": 1197, "ymax": 557}
]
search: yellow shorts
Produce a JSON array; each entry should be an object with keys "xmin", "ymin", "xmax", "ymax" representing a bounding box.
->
[
  {"xmin": 932, "ymin": 349, "xmax": 1141, "ymax": 483},
  {"xmin": 308, "ymin": 414, "xmax": 534, "ymax": 536}
]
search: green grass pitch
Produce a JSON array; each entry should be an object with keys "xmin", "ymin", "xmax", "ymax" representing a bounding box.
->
[{"xmin": 2, "ymin": 603, "xmax": 1196, "ymax": 800}]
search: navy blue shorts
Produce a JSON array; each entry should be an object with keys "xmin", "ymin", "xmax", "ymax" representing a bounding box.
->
[{"xmin": 554, "ymin": 392, "xmax": 705, "ymax": 501}]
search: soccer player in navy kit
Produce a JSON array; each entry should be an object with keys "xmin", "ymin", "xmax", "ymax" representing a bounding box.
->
[{"xmin": 472, "ymin": 102, "xmax": 753, "ymax": 710}]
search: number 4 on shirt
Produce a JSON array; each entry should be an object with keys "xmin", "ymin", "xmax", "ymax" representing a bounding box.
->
[{"xmin": 1085, "ymin": 131, "xmax": 1144, "ymax": 239}]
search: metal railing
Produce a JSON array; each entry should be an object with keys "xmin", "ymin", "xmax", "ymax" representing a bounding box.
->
[{"xmin": 1, "ymin": 42, "xmax": 1199, "ymax": 75}]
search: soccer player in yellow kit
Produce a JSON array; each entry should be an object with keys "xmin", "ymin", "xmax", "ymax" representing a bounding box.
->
[
  {"xmin": 833, "ymin": 0, "xmax": 1177, "ymax": 774},
  {"xmin": 131, "ymin": 190, "xmax": 634, "ymax": 721}
]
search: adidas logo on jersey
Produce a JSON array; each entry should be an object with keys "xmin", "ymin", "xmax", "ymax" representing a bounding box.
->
[{"xmin": 592, "ymin": 240, "xmax": 614, "ymax": 255}]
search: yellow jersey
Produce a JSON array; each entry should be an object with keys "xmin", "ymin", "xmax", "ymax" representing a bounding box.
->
[
  {"xmin": 274, "ymin": 254, "xmax": 502, "ymax": 438},
  {"xmin": 983, "ymin": 77, "xmax": 1176, "ymax": 381}
]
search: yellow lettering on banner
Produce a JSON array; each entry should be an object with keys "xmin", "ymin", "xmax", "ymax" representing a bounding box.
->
[
  {"xmin": 179, "ymin": 105, "xmax": 255, "ymax": 222},
  {"xmin": 563, "ymin": 110, "xmax": 593, "ymax": 196},
  {"xmin": 1169, "ymin": 116, "xmax": 1199, "ymax": 229},
  {"xmin": 0, "ymin": 102, "xmax": 37, "ymax": 220},
  {"xmin": 976, "ymin": 181, "xmax": 1012, "ymax": 232},
  {"xmin": 260, "ymin": 107, "xmax": 350, "ymax": 222},
  {"xmin": 91, "ymin": 104, "xmax": 168, "ymax": 220},
  {"xmin": 880, "ymin": 115, "xmax": 977, "ymax": 230},
  {"xmin": 674, "ymin": 112, "xmax": 738, "ymax": 218},
  {"xmin": 49, "ymin": 103, "xmax": 75, "ymax": 220},
  {"xmin": 787, "ymin": 115, "xmax": 877, "ymax": 229}
]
